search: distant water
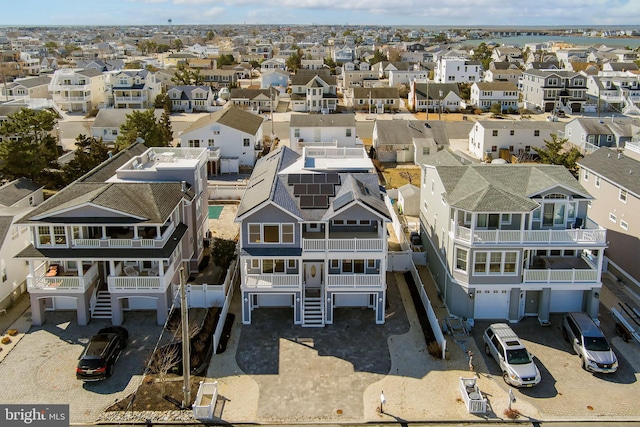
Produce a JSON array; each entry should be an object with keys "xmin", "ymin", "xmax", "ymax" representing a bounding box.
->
[{"xmin": 460, "ymin": 35, "xmax": 640, "ymax": 48}]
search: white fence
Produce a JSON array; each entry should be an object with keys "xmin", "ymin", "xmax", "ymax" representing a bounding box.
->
[
  {"xmin": 407, "ymin": 260, "xmax": 447, "ymax": 359},
  {"xmin": 193, "ymin": 381, "xmax": 218, "ymax": 420},
  {"xmin": 208, "ymin": 184, "xmax": 246, "ymax": 201},
  {"xmin": 212, "ymin": 256, "xmax": 239, "ymax": 354}
]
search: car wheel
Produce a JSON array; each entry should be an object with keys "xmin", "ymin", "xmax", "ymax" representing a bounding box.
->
[
  {"xmin": 108, "ymin": 363, "xmax": 114, "ymax": 378},
  {"xmin": 562, "ymin": 327, "xmax": 568, "ymax": 342},
  {"xmin": 485, "ymin": 343, "xmax": 491, "ymax": 355},
  {"xmin": 502, "ymin": 372, "xmax": 510, "ymax": 385}
]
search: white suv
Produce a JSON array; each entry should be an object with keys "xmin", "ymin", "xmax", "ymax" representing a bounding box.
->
[
  {"xmin": 483, "ymin": 323, "xmax": 541, "ymax": 387},
  {"xmin": 563, "ymin": 312, "xmax": 618, "ymax": 373}
]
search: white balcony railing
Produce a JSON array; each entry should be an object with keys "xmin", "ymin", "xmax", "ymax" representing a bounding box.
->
[
  {"xmin": 454, "ymin": 226, "xmax": 606, "ymax": 245},
  {"xmin": 114, "ymin": 96, "xmax": 146, "ymax": 103},
  {"xmin": 108, "ymin": 264, "xmax": 175, "ymax": 292},
  {"xmin": 27, "ymin": 263, "xmax": 99, "ymax": 292},
  {"xmin": 302, "ymin": 238, "xmax": 384, "ymax": 252},
  {"xmin": 326, "ymin": 274, "xmax": 382, "ymax": 288},
  {"xmin": 72, "ymin": 235, "xmax": 166, "ymax": 249},
  {"xmin": 244, "ymin": 274, "xmax": 300, "ymax": 289},
  {"xmin": 523, "ymin": 269, "xmax": 599, "ymax": 283}
]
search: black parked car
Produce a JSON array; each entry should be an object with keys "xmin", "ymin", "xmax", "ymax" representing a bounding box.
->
[{"xmin": 76, "ymin": 326, "xmax": 128, "ymax": 381}]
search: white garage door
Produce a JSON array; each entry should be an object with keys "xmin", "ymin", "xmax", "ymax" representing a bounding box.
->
[
  {"xmin": 474, "ymin": 289, "xmax": 510, "ymax": 320},
  {"xmin": 550, "ymin": 290, "xmax": 583, "ymax": 313}
]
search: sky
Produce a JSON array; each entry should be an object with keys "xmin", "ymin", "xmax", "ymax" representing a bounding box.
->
[{"xmin": 1, "ymin": 0, "xmax": 640, "ymax": 27}]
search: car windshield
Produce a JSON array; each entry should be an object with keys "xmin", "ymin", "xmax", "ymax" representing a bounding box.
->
[
  {"xmin": 506, "ymin": 348, "xmax": 531, "ymax": 365},
  {"xmin": 584, "ymin": 336, "xmax": 610, "ymax": 351}
]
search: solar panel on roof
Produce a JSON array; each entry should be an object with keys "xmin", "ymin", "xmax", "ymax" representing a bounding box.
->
[
  {"xmin": 314, "ymin": 195, "xmax": 329, "ymax": 208},
  {"xmin": 288, "ymin": 174, "xmax": 301, "ymax": 184},
  {"xmin": 293, "ymin": 183, "xmax": 307, "ymax": 196},
  {"xmin": 300, "ymin": 174, "xmax": 313, "ymax": 183},
  {"xmin": 327, "ymin": 173, "xmax": 340, "ymax": 184},
  {"xmin": 300, "ymin": 195, "xmax": 314, "ymax": 208},
  {"xmin": 320, "ymin": 183, "xmax": 334, "ymax": 196},
  {"xmin": 313, "ymin": 174, "xmax": 326, "ymax": 184},
  {"xmin": 307, "ymin": 183, "xmax": 320, "ymax": 194}
]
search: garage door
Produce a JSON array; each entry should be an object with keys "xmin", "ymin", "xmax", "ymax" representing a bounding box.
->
[
  {"xmin": 550, "ymin": 290, "xmax": 583, "ymax": 313},
  {"xmin": 474, "ymin": 289, "xmax": 510, "ymax": 320}
]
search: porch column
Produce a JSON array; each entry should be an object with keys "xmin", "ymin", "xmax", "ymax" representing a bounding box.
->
[
  {"xmin": 375, "ymin": 291, "xmax": 385, "ymax": 324},
  {"xmin": 538, "ymin": 287, "xmax": 551, "ymax": 323},
  {"xmin": 111, "ymin": 296, "xmax": 124, "ymax": 326},
  {"xmin": 294, "ymin": 291, "xmax": 302, "ymax": 325},
  {"xmin": 508, "ymin": 288, "xmax": 521, "ymax": 323},
  {"xmin": 77, "ymin": 295, "xmax": 90, "ymax": 326},
  {"xmin": 242, "ymin": 292, "xmax": 252, "ymax": 324},
  {"xmin": 30, "ymin": 294, "xmax": 46, "ymax": 326},
  {"xmin": 586, "ymin": 288, "xmax": 600, "ymax": 319},
  {"xmin": 156, "ymin": 294, "xmax": 168, "ymax": 326},
  {"xmin": 324, "ymin": 292, "xmax": 333, "ymax": 324}
]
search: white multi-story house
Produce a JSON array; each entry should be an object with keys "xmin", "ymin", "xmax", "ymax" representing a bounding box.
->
[
  {"xmin": 49, "ymin": 68, "xmax": 106, "ymax": 113},
  {"xmin": 261, "ymin": 69, "xmax": 290, "ymax": 89},
  {"xmin": 235, "ymin": 145, "xmax": 391, "ymax": 327},
  {"xmin": 178, "ymin": 106, "xmax": 264, "ymax": 175},
  {"xmin": 16, "ymin": 144, "xmax": 210, "ymax": 326},
  {"xmin": 434, "ymin": 56, "xmax": 482, "ymax": 83},
  {"xmin": 468, "ymin": 120, "xmax": 565, "ymax": 161},
  {"xmin": 520, "ymin": 69, "xmax": 587, "ymax": 113},
  {"xmin": 105, "ymin": 69, "xmax": 161, "ymax": 109},
  {"xmin": 167, "ymin": 85, "xmax": 216, "ymax": 112},
  {"xmin": 470, "ymin": 81, "xmax": 520, "ymax": 111},
  {"xmin": 585, "ymin": 74, "xmax": 640, "ymax": 115},
  {"xmin": 0, "ymin": 76, "xmax": 51, "ymax": 101},
  {"xmin": 388, "ymin": 68, "xmax": 430, "ymax": 88},
  {"xmin": 332, "ymin": 46, "xmax": 354, "ymax": 64},
  {"xmin": 0, "ymin": 178, "xmax": 43, "ymax": 312},
  {"xmin": 304, "ymin": 44, "xmax": 328, "ymax": 61},
  {"xmin": 578, "ymin": 147, "xmax": 640, "ymax": 283},
  {"xmin": 483, "ymin": 68, "xmax": 522, "ymax": 84},
  {"xmin": 289, "ymin": 114, "xmax": 358, "ymax": 152},
  {"xmin": 408, "ymin": 81, "xmax": 462, "ymax": 113},
  {"xmin": 419, "ymin": 152, "xmax": 606, "ymax": 323},
  {"xmin": 290, "ymin": 70, "xmax": 338, "ymax": 113}
]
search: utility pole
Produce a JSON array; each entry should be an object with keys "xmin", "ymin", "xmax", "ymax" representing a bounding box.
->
[
  {"xmin": 438, "ymin": 90, "xmax": 443, "ymax": 120},
  {"xmin": 426, "ymin": 78, "xmax": 429, "ymax": 120},
  {"xmin": 179, "ymin": 266, "xmax": 191, "ymax": 409}
]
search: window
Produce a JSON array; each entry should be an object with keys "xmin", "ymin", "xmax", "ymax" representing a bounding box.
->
[
  {"xmin": 510, "ymin": 130, "xmax": 514, "ymax": 136},
  {"xmin": 609, "ymin": 212, "xmax": 617, "ymax": 223},
  {"xmin": 294, "ymin": 129, "xmax": 300, "ymax": 138},
  {"xmin": 501, "ymin": 214, "xmax": 511, "ymax": 224},
  {"xmin": 491, "ymin": 146, "xmax": 497, "ymax": 152},
  {"xmin": 492, "ymin": 130, "xmax": 498, "ymax": 137},
  {"xmin": 583, "ymin": 169, "xmax": 589, "ymax": 181},
  {"xmin": 525, "ymin": 146, "xmax": 531, "ymax": 152},
  {"xmin": 243, "ymin": 138, "xmax": 250, "ymax": 147},
  {"xmin": 251, "ymin": 259, "xmax": 260, "ymax": 269},
  {"xmin": 263, "ymin": 225, "xmax": 279, "ymax": 242},
  {"xmin": 367, "ymin": 259, "xmax": 376, "ymax": 269},
  {"xmin": 620, "ymin": 220, "xmax": 629, "ymax": 231},
  {"xmin": 282, "ymin": 224, "xmax": 294, "ymax": 243},
  {"xmin": 595, "ymin": 175, "xmax": 600, "ymax": 188},
  {"xmin": 346, "ymin": 129, "xmax": 352, "ymax": 137},
  {"xmin": 354, "ymin": 260, "xmax": 365, "ymax": 273},
  {"xmin": 248, "ymin": 224, "xmax": 261, "ymax": 242},
  {"xmin": 504, "ymin": 252, "xmax": 517, "ymax": 273},
  {"xmin": 342, "ymin": 259, "xmax": 353, "ymax": 273},
  {"xmin": 619, "ymin": 189, "xmax": 627, "ymax": 203},
  {"xmin": 330, "ymin": 259, "xmax": 339, "ymax": 269},
  {"xmin": 489, "ymin": 252, "xmax": 502, "ymax": 272},
  {"xmin": 474, "ymin": 253, "xmax": 487, "ymax": 274},
  {"xmin": 534, "ymin": 130, "xmax": 540, "ymax": 136},
  {"xmin": 455, "ymin": 248, "xmax": 468, "ymax": 272},
  {"xmin": 188, "ymin": 139, "xmax": 199, "ymax": 148},
  {"xmin": 208, "ymin": 139, "xmax": 215, "ymax": 147}
]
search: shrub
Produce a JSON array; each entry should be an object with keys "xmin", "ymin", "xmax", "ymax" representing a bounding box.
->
[
  {"xmin": 1, "ymin": 336, "xmax": 11, "ymax": 345},
  {"xmin": 504, "ymin": 408, "xmax": 521, "ymax": 419},
  {"xmin": 7, "ymin": 329, "xmax": 18, "ymax": 336},
  {"xmin": 427, "ymin": 341, "xmax": 441, "ymax": 358}
]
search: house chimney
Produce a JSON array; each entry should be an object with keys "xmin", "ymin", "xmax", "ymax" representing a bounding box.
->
[{"xmin": 181, "ymin": 180, "xmax": 187, "ymax": 192}]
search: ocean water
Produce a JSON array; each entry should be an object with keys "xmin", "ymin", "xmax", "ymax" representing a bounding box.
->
[{"xmin": 459, "ymin": 35, "xmax": 640, "ymax": 49}]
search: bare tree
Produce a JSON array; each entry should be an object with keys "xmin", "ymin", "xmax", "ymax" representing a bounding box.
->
[
  {"xmin": 146, "ymin": 345, "xmax": 180, "ymax": 395},
  {"xmin": 398, "ymin": 171, "xmax": 419, "ymax": 185}
]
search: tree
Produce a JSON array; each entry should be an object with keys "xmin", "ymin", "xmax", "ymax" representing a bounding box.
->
[
  {"xmin": 286, "ymin": 49, "xmax": 302, "ymax": 72},
  {"xmin": 145, "ymin": 345, "xmax": 180, "ymax": 395},
  {"xmin": 61, "ymin": 134, "xmax": 110, "ymax": 184},
  {"xmin": 172, "ymin": 38, "xmax": 183, "ymax": 51},
  {"xmin": 172, "ymin": 64, "xmax": 203, "ymax": 85},
  {"xmin": 205, "ymin": 30, "xmax": 215, "ymax": 41},
  {"xmin": 472, "ymin": 42, "xmax": 493, "ymax": 72},
  {"xmin": 159, "ymin": 108, "xmax": 173, "ymax": 145},
  {"xmin": 535, "ymin": 133, "xmax": 583, "ymax": 176},
  {"xmin": 457, "ymin": 83, "xmax": 471, "ymax": 101},
  {"xmin": 217, "ymin": 54, "xmax": 235, "ymax": 68},
  {"xmin": 370, "ymin": 49, "xmax": 387, "ymax": 65},
  {"xmin": 0, "ymin": 108, "xmax": 59, "ymax": 183},
  {"xmin": 114, "ymin": 109, "xmax": 165, "ymax": 151},
  {"xmin": 44, "ymin": 41, "xmax": 58, "ymax": 55},
  {"xmin": 154, "ymin": 92, "xmax": 173, "ymax": 111},
  {"xmin": 398, "ymin": 171, "xmax": 419, "ymax": 185},
  {"xmin": 490, "ymin": 103, "xmax": 503, "ymax": 115}
]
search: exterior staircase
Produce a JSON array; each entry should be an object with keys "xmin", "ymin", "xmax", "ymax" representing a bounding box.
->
[
  {"xmin": 302, "ymin": 288, "xmax": 324, "ymax": 327},
  {"xmin": 622, "ymin": 94, "xmax": 640, "ymax": 115},
  {"xmin": 91, "ymin": 290, "xmax": 112, "ymax": 320}
]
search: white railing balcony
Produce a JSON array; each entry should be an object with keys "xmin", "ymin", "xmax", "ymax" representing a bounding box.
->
[
  {"xmin": 54, "ymin": 83, "xmax": 91, "ymax": 91},
  {"xmin": 207, "ymin": 147, "xmax": 221, "ymax": 160},
  {"xmin": 454, "ymin": 226, "xmax": 606, "ymax": 245},
  {"xmin": 72, "ymin": 236, "xmax": 165, "ymax": 249},
  {"xmin": 601, "ymin": 94, "xmax": 624, "ymax": 102},
  {"xmin": 523, "ymin": 268, "xmax": 599, "ymax": 283},
  {"xmin": 302, "ymin": 238, "xmax": 384, "ymax": 252},
  {"xmin": 114, "ymin": 96, "xmax": 146, "ymax": 103},
  {"xmin": 53, "ymin": 95, "xmax": 91, "ymax": 102},
  {"xmin": 244, "ymin": 274, "xmax": 300, "ymax": 289},
  {"xmin": 108, "ymin": 264, "xmax": 175, "ymax": 293},
  {"xmin": 326, "ymin": 274, "xmax": 382, "ymax": 289},
  {"xmin": 27, "ymin": 263, "xmax": 99, "ymax": 293}
]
